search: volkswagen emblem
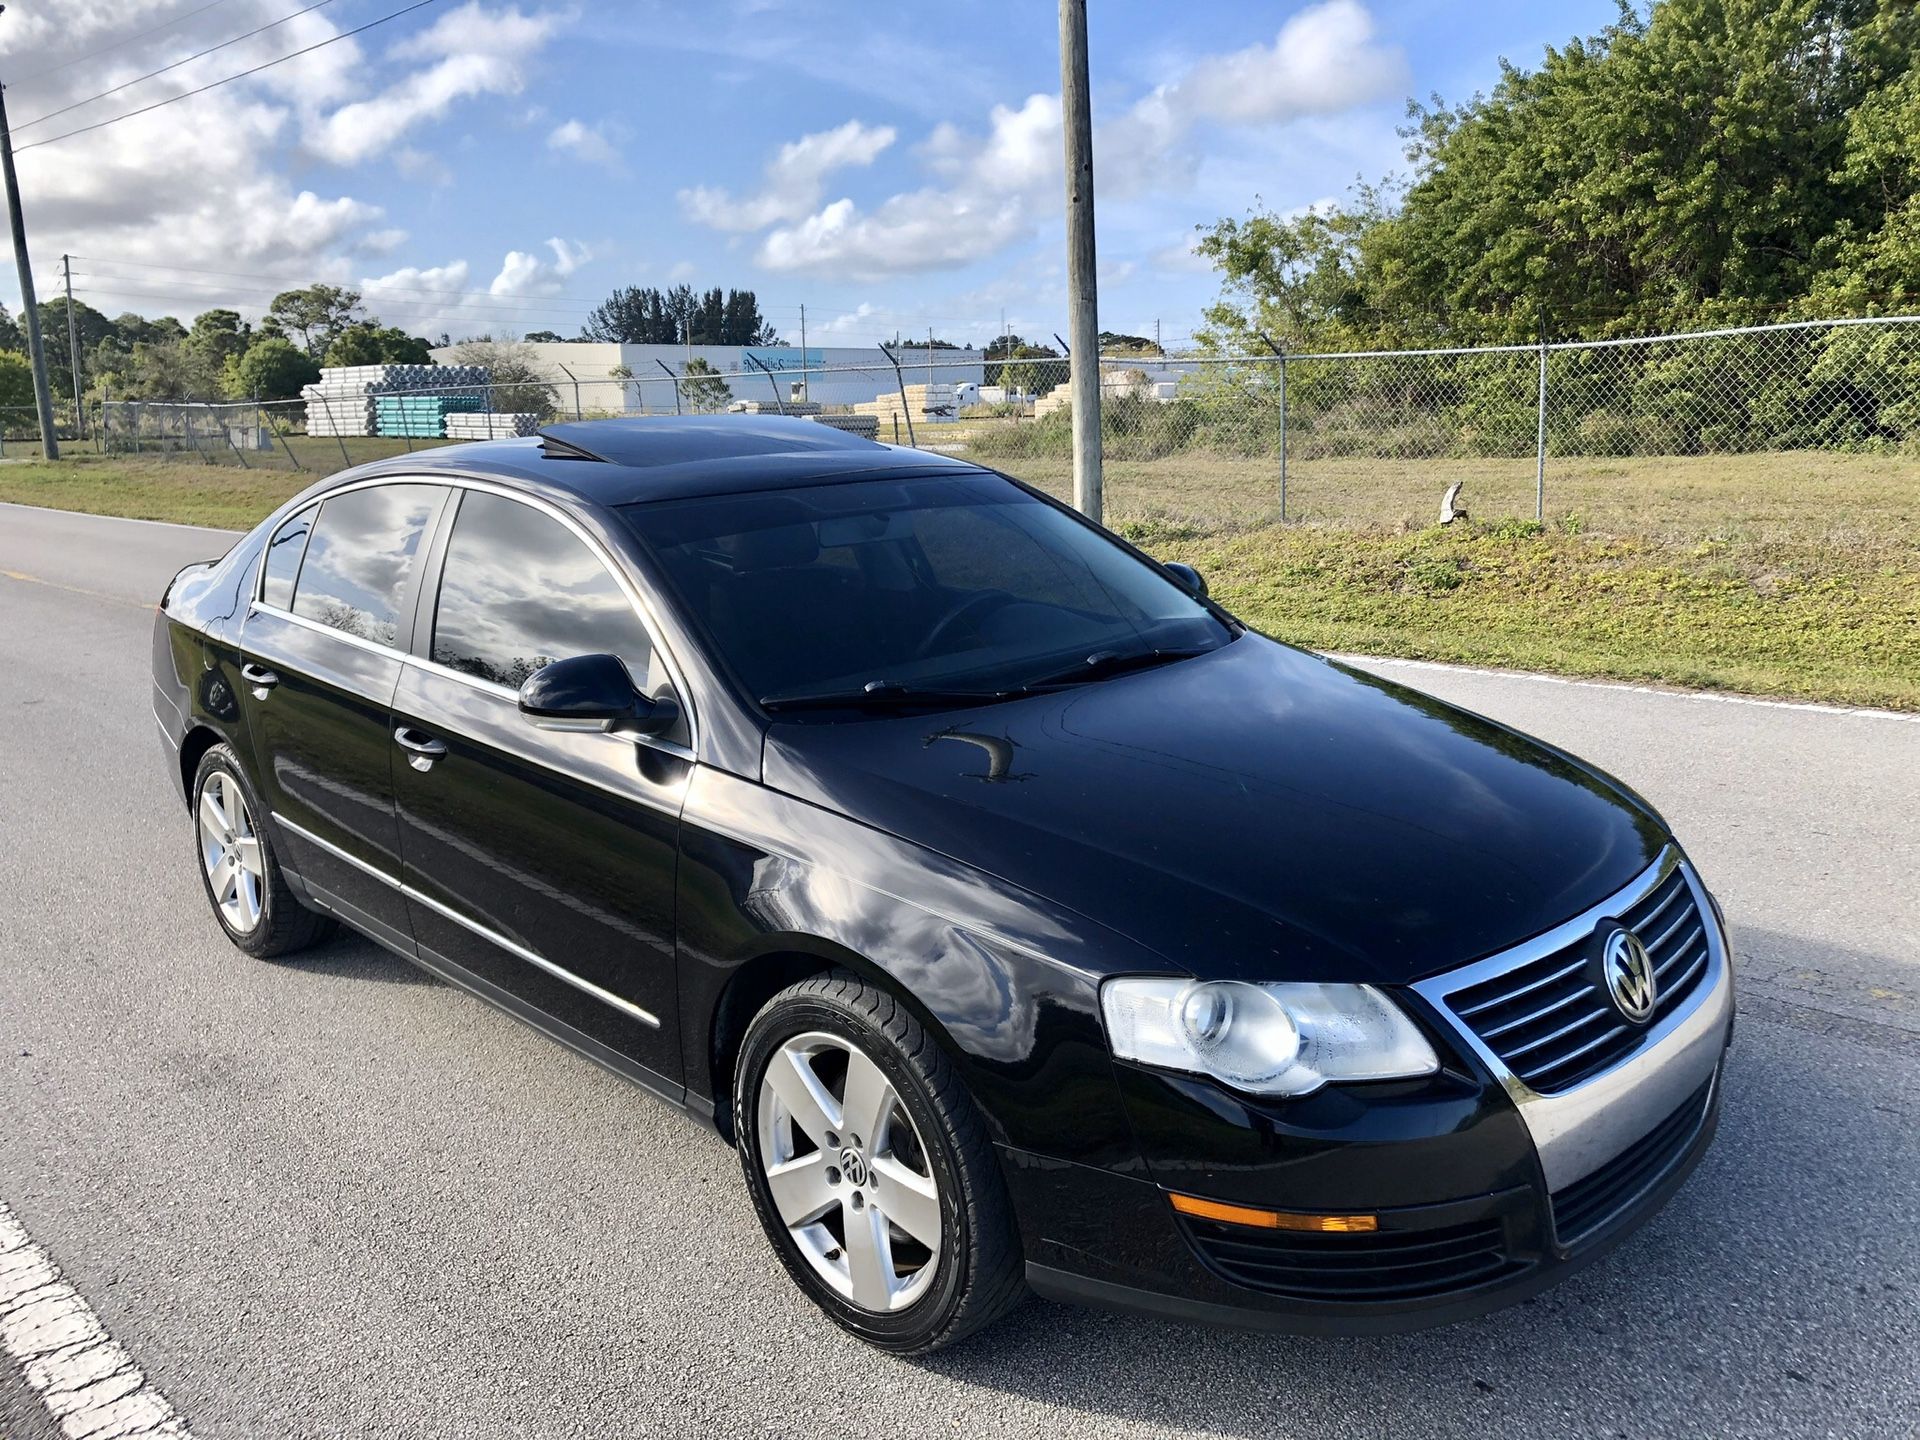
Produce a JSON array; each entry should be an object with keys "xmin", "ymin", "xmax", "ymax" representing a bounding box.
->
[
  {"xmin": 838, "ymin": 1147, "xmax": 870, "ymax": 1188},
  {"xmin": 1602, "ymin": 928, "xmax": 1658, "ymax": 1023}
]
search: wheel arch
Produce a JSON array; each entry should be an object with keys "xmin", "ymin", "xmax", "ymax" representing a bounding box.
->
[
  {"xmin": 178, "ymin": 723, "xmax": 225, "ymax": 808},
  {"xmin": 705, "ymin": 938, "xmax": 968, "ymax": 1145}
]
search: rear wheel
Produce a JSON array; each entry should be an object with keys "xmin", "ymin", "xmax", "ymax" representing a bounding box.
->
[
  {"xmin": 191, "ymin": 744, "xmax": 332, "ymax": 958},
  {"xmin": 734, "ymin": 972, "xmax": 1026, "ymax": 1353}
]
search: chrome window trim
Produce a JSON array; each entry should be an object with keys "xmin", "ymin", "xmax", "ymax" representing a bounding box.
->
[
  {"xmin": 244, "ymin": 472, "xmax": 698, "ymax": 763},
  {"xmin": 271, "ymin": 810, "xmax": 662, "ymax": 1029},
  {"xmin": 1411, "ymin": 846, "xmax": 1733, "ymax": 1195}
]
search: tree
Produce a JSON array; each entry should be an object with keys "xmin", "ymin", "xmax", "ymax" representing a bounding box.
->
[
  {"xmin": 0, "ymin": 305, "xmax": 21, "ymax": 354},
  {"xmin": 38, "ymin": 297, "xmax": 117, "ymax": 399},
  {"xmin": 679, "ymin": 357, "xmax": 732, "ymax": 412},
  {"xmin": 226, "ymin": 338, "xmax": 320, "ymax": 401},
  {"xmin": 583, "ymin": 284, "xmax": 778, "ymax": 345},
  {"xmin": 186, "ymin": 309, "xmax": 251, "ymax": 373},
  {"xmin": 1196, "ymin": 0, "xmax": 1920, "ymax": 346},
  {"xmin": 523, "ymin": 329, "xmax": 569, "ymax": 343},
  {"xmin": 90, "ymin": 340, "xmax": 220, "ymax": 402},
  {"xmin": 323, "ymin": 323, "xmax": 433, "ymax": 367},
  {"xmin": 448, "ymin": 338, "xmax": 556, "ymax": 416},
  {"xmin": 266, "ymin": 284, "xmax": 364, "ymax": 355},
  {"xmin": 0, "ymin": 351, "xmax": 34, "ymax": 408},
  {"xmin": 983, "ymin": 333, "xmax": 1064, "ymax": 394}
]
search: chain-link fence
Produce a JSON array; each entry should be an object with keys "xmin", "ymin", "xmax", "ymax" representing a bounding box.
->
[{"xmin": 74, "ymin": 315, "xmax": 1920, "ymax": 540}]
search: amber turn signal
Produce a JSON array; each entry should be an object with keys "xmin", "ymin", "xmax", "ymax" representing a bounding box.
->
[{"xmin": 1168, "ymin": 1192, "xmax": 1378, "ymax": 1232}]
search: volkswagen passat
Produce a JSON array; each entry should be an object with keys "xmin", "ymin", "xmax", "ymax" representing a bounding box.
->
[{"xmin": 152, "ymin": 417, "xmax": 1732, "ymax": 1353}]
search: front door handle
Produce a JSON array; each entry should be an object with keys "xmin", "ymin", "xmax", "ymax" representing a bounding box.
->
[
  {"xmin": 240, "ymin": 662, "xmax": 278, "ymax": 696},
  {"xmin": 394, "ymin": 725, "xmax": 448, "ymax": 771}
]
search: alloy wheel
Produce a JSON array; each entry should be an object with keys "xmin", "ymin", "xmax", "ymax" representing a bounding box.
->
[
  {"xmin": 755, "ymin": 1030, "xmax": 944, "ymax": 1312},
  {"xmin": 198, "ymin": 770, "xmax": 264, "ymax": 934}
]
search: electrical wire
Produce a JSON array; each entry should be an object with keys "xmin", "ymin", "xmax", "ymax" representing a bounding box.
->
[
  {"xmin": 18, "ymin": 0, "xmax": 343, "ymax": 133},
  {"xmin": 14, "ymin": 0, "xmax": 439, "ymax": 154},
  {"xmin": 39, "ymin": 0, "xmax": 239, "ymax": 77}
]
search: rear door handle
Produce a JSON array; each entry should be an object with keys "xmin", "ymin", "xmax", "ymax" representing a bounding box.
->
[
  {"xmin": 240, "ymin": 662, "xmax": 278, "ymax": 695},
  {"xmin": 393, "ymin": 725, "xmax": 448, "ymax": 771}
]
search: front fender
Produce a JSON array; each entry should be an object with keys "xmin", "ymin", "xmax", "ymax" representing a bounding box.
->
[{"xmin": 675, "ymin": 766, "xmax": 1161, "ymax": 1173}]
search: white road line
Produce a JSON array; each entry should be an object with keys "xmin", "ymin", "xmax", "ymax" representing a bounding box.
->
[
  {"xmin": 0, "ymin": 501, "xmax": 239, "ymax": 536},
  {"xmin": 1325, "ymin": 652, "xmax": 1920, "ymax": 724},
  {"xmin": 0, "ymin": 1202, "xmax": 193, "ymax": 1440}
]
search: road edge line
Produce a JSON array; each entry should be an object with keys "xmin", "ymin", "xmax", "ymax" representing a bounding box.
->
[{"xmin": 0, "ymin": 1201, "xmax": 194, "ymax": 1439}]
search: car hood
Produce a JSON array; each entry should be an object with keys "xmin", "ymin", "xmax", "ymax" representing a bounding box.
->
[{"xmin": 761, "ymin": 636, "xmax": 1668, "ymax": 985}]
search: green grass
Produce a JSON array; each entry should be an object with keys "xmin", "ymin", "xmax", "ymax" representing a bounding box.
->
[{"xmin": 3, "ymin": 450, "xmax": 1915, "ymax": 709}]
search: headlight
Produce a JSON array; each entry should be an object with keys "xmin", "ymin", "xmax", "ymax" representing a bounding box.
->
[{"xmin": 1100, "ymin": 978, "xmax": 1440, "ymax": 1098}]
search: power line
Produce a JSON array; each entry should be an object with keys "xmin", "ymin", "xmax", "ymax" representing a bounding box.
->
[
  {"xmin": 71, "ymin": 282, "xmax": 599, "ymax": 325},
  {"xmin": 14, "ymin": 0, "xmax": 439, "ymax": 154},
  {"xmin": 40, "ymin": 0, "xmax": 240, "ymax": 77},
  {"xmin": 20, "ymin": 0, "xmax": 343, "ymax": 133},
  {"xmin": 70, "ymin": 254, "xmax": 598, "ymax": 306},
  {"xmin": 73, "ymin": 267, "xmax": 603, "ymax": 316}
]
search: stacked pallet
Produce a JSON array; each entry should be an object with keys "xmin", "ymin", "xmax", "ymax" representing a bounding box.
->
[
  {"xmin": 444, "ymin": 412, "xmax": 541, "ymax": 440},
  {"xmin": 374, "ymin": 394, "xmax": 483, "ymax": 437},
  {"xmin": 852, "ymin": 383, "xmax": 959, "ymax": 425},
  {"xmin": 303, "ymin": 364, "xmax": 491, "ymax": 437},
  {"xmin": 1033, "ymin": 383, "xmax": 1072, "ymax": 419},
  {"xmin": 730, "ymin": 399, "xmax": 823, "ymax": 416},
  {"xmin": 809, "ymin": 414, "xmax": 880, "ymax": 439}
]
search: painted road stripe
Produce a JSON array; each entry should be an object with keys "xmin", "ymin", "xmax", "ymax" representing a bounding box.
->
[
  {"xmin": 1328, "ymin": 652, "xmax": 1920, "ymax": 724},
  {"xmin": 0, "ymin": 1202, "xmax": 193, "ymax": 1440}
]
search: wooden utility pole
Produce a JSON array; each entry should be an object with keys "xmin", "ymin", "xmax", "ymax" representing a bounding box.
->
[
  {"xmin": 1058, "ymin": 0, "xmax": 1100, "ymax": 520},
  {"xmin": 62, "ymin": 253, "xmax": 82, "ymax": 438},
  {"xmin": 0, "ymin": 64, "xmax": 60, "ymax": 459}
]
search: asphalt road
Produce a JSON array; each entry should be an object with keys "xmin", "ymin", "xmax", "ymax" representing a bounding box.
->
[{"xmin": 2, "ymin": 500, "xmax": 1917, "ymax": 1439}]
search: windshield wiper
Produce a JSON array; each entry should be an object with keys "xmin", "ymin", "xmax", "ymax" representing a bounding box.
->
[
  {"xmin": 1023, "ymin": 644, "xmax": 1217, "ymax": 690},
  {"xmin": 760, "ymin": 681, "xmax": 1020, "ymax": 713}
]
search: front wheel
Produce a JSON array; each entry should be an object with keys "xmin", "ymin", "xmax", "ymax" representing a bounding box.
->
[{"xmin": 734, "ymin": 972, "xmax": 1026, "ymax": 1353}]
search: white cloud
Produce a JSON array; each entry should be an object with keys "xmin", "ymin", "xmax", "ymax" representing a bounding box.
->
[
  {"xmin": 393, "ymin": 147, "xmax": 453, "ymax": 186},
  {"xmin": 702, "ymin": 1, "xmax": 1403, "ymax": 279},
  {"xmin": 668, "ymin": 260, "xmax": 698, "ymax": 282},
  {"xmin": 1157, "ymin": 1, "xmax": 1405, "ymax": 127},
  {"xmin": 306, "ymin": 3, "xmax": 563, "ymax": 166},
  {"xmin": 679, "ymin": 120, "xmax": 896, "ymax": 231},
  {"xmin": 548, "ymin": 118, "xmax": 625, "ymax": 173},
  {"xmin": 489, "ymin": 237, "xmax": 590, "ymax": 297}
]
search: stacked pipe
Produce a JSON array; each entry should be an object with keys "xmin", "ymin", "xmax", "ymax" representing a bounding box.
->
[
  {"xmin": 303, "ymin": 365, "xmax": 490, "ymax": 437},
  {"xmin": 443, "ymin": 412, "xmax": 542, "ymax": 440}
]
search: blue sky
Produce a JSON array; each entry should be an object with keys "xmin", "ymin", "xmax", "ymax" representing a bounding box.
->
[{"xmin": 4, "ymin": 0, "xmax": 1620, "ymax": 350}]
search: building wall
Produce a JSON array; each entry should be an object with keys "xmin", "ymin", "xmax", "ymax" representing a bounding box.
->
[{"xmin": 431, "ymin": 342, "xmax": 986, "ymax": 414}]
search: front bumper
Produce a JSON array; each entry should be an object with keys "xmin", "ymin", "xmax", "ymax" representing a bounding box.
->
[{"xmin": 1007, "ymin": 849, "xmax": 1733, "ymax": 1334}]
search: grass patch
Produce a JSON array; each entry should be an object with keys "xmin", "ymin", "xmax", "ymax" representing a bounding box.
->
[{"xmin": 3, "ymin": 451, "xmax": 1916, "ymax": 709}]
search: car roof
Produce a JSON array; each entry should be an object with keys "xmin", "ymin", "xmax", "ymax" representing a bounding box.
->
[{"xmin": 336, "ymin": 415, "xmax": 990, "ymax": 508}]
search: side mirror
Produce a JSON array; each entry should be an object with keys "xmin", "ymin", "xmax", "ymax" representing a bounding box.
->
[
  {"xmin": 518, "ymin": 653, "xmax": 678, "ymax": 738},
  {"xmin": 1163, "ymin": 561, "xmax": 1208, "ymax": 599}
]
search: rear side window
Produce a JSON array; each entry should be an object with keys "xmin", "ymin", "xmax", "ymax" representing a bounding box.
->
[
  {"xmin": 432, "ymin": 491, "xmax": 655, "ymax": 691},
  {"xmin": 291, "ymin": 484, "xmax": 442, "ymax": 647},
  {"xmin": 260, "ymin": 504, "xmax": 316, "ymax": 610}
]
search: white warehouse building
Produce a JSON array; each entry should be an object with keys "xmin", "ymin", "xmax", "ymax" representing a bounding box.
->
[{"xmin": 430, "ymin": 341, "xmax": 987, "ymax": 415}]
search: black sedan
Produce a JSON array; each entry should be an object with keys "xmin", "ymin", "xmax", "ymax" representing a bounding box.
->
[{"xmin": 151, "ymin": 417, "xmax": 1732, "ymax": 1353}]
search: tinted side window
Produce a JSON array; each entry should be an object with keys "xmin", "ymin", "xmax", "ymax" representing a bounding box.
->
[
  {"xmin": 260, "ymin": 504, "xmax": 316, "ymax": 610},
  {"xmin": 291, "ymin": 484, "xmax": 442, "ymax": 647},
  {"xmin": 432, "ymin": 491, "xmax": 654, "ymax": 690}
]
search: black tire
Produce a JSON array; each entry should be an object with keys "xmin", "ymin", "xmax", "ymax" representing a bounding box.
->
[
  {"xmin": 734, "ymin": 971, "xmax": 1027, "ymax": 1354},
  {"xmin": 190, "ymin": 744, "xmax": 333, "ymax": 959}
]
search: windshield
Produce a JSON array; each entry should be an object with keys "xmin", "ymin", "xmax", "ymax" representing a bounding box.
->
[{"xmin": 623, "ymin": 473, "xmax": 1231, "ymax": 709}]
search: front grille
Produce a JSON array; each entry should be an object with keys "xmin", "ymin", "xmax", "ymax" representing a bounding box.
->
[
  {"xmin": 1182, "ymin": 1215, "xmax": 1528, "ymax": 1302},
  {"xmin": 1445, "ymin": 863, "xmax": 1712, "ymax": 1094},
  {"xmin": 1551, "ymin": 1078, "xmax": 1714, "ymax": 1245}
]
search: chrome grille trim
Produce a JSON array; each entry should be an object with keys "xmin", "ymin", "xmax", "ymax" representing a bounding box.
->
[
  {"xmin": 1411, "ymin": 847, "xmax": 1734, "ymax": 1194},
  {"xmin": 1434, "ymin": 852, "xmax": 1712, "ymax": 1094}
]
